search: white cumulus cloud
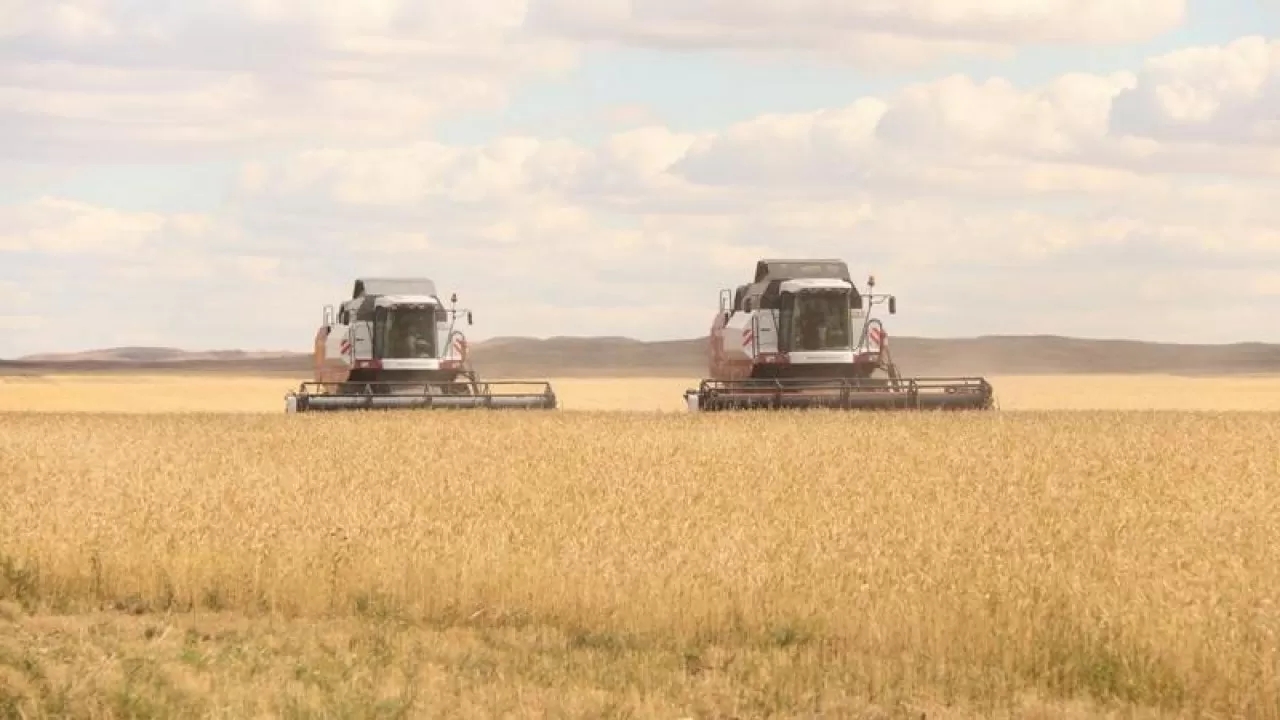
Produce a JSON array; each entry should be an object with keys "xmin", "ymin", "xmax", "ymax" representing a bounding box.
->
[
  {"xmin": 1109, "ymin": 35, "xmax": 1280, "ymax": 145},
  {"xmin": 0, "ymin": 0, "xmax": 576, "ymax": 162},
  {"xmin": 0, "ymin": 197, "xmax": 212, "ymax": 254},
  {"xmin": 525, "ymin": 0, "xmax": 1186, "ymax": 62}
]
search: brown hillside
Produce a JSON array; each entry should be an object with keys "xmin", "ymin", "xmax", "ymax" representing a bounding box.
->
[{"xmin": 4, "ymin": 335, "xmax": 1280, "ymax": 377}]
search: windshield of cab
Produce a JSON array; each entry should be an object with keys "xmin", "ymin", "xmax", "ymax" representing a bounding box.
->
[
  {"xmin": 789, "ymin": 291, "xmax": 851, "ymax": 352},
  {"xmin": 379, "ymin": 307, "xmax": 438, "ymax": 358}
]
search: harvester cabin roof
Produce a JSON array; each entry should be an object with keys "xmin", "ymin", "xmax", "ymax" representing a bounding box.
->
[
  {"xmin": 739, "ymin": 272, "xmax": 860, "ymax": 312},
  {"xmin": 352, "ymin": 277, "xmax": 438, "ymax": 299},
  {"xmin": 753, "ymin": 259, "xmax": 851, "ymax": 283}
]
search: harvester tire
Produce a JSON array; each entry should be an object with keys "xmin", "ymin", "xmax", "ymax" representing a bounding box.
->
[
  {"xmin": 885, "ymin": 362, "xmax": 903, "ymax": 391},
  {"xmin": 442, "ymin": 382, "xmax": 473, "ymax": 396}
]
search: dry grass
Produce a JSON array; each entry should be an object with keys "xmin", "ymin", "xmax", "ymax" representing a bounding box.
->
[
  {"xmin": 4, "ymin": 372, "xmax": 1280, "ymax": 412},
  {"xmin": 1, "ymin": 408, "xmax": 1278, "ymax": 717}
]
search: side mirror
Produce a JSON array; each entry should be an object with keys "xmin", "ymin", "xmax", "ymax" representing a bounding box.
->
[
  {"xmin": 467, "ymin": 311, "xmax": 473, "ymax": 325},
  {"xmin": 888, "ymin": 296, "xmax": 897, "ymax": 314},
  {"xmin": 850, "ymin": 294, "xmax": 863, "ymax": 310}
]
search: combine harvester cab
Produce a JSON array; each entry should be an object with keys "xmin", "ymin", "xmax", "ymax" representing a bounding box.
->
[
  {"xmin": 286, "ymin": 278, "xmax": 557, "ymax": 412},
  {"xmin": 684, "ymin": 259, "xmax": 995, "ymax": 412}
]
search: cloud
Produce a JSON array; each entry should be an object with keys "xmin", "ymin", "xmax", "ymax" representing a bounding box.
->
[
  {"xmin": 1109, "ymin": 35, "xmax": 1280, "ymax": 145},
  {"xmin": 5, "ymin": 33, "xmax": 1280, "ymax": 354},
  {"xmin": 0, "ymin": 315, "xmax": 41, "ymax": 331},
  {"xmin": 672, "ymin": 41, "xmax": 1280, "ymax": 193},
  {"xmin": 0, "ymin": 197, "xmax": 214, "ymax": 254},
  {"xmin": 0, "ymin": 197, "xmax": 341, "ymax": 353},
  {"xmin": 235, "ymin": 36, "xmax": 1280, "ymax": 214},
  {"xmin": 0, "ymin": 281, "xmax": 32, "ymax": 308},
  {"xmin": 237, "ymin": 126, "xmax": 707, "ymax": 210},
  {"xmin": 525, "ymin": 0, "xmax": 1186, "ymax": 62},
  {"xmin": 0, "ymin": 0, "xmax": 576, "ymax": 162},
  {"xmin": 0, "ymin": 0, "xmax": 1194, "ymax": 166},
  {"xmin": 246, "ymin": 33, "xmax": 1278, "ymax": 216}
]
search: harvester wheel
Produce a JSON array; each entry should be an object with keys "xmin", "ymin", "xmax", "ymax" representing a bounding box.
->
[
  {"xmin": 885, "ymin": 362, "xmax": 903, "ymax": 391},
  {"xmin": 445, "ymin": 371, "xmax": 478, "ymax": 396},
  {"xmin": 442, "ymin": 382, "xmax": 473, "ymax": 396}
]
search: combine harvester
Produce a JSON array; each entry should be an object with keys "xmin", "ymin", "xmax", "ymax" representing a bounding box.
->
[
  {"xmin": 684, "ymin": 259, "xmax": 995, "ymax": 411},
  {"xmin": 285, "ymin": 277, "xmax": 557, "ymax": 412}
]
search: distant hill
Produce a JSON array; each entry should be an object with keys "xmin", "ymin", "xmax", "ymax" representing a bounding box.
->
[
  {"xmin": 15, "ymin": 346, "xmax": 301, "ymax": 364},
  {"xmin": 4, "ymin": 335, "xmax": 1280, "ymax": 377}
]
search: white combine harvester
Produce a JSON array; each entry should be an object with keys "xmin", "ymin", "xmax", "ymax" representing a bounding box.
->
[
  {"xmin": 684, "ymin": 258, "xmax": 995, "ymax": 411},
  {"xmin": 285, "ymin": 277, "xmax": 557, "ymax": 412}
]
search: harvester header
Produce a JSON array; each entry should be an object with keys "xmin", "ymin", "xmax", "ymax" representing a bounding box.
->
[{"xmin": 684, "ymin": 258, "xmax": 994, "ymax": 411}]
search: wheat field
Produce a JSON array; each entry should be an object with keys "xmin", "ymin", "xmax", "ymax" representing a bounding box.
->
[{"xmin": 1, "ymin": 375, "xmax": 1279, "ymax": 718}]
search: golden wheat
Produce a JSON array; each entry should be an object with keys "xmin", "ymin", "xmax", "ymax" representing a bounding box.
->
[{"xmin": 1, "ymin": 407, "xmax": 1277, "ymax": 717}]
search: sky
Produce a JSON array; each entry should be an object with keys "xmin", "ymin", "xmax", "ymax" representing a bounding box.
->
[{"xmin": 1, "ymin": 0, "xmax": 1278, "ymax": 356}]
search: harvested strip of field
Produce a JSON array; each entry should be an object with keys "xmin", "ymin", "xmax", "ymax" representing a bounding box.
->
[
  {"xmin": 4, "ymin": 373, "xmax": 1280, "ymax": 412},
  {"xmin": 1, "ymin": 411, "xmax": 1277, "ymax": 717}
]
